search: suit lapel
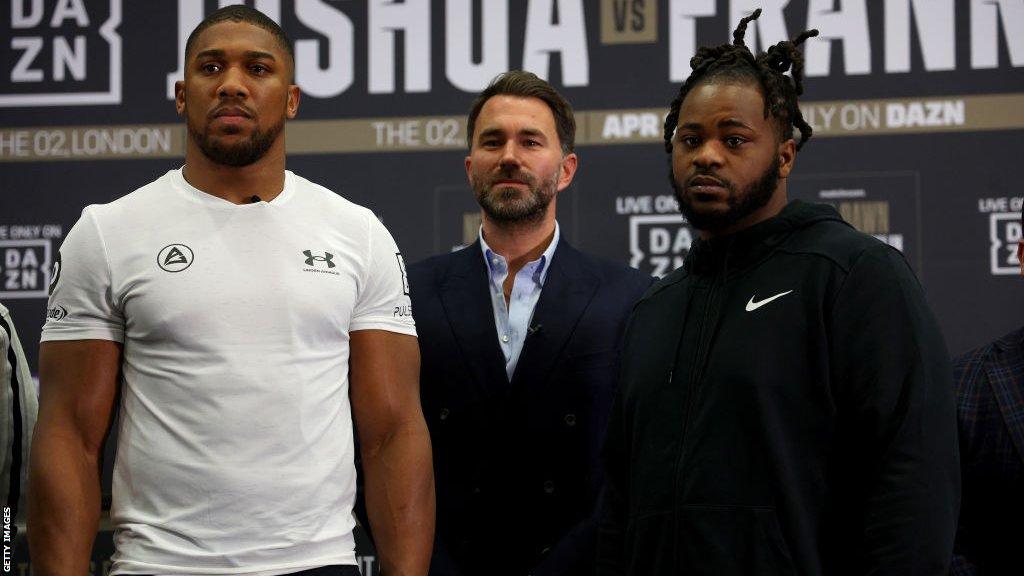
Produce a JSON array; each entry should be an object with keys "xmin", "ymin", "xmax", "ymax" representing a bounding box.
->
[
  {"xmin": 986, "ymin": 328, "xmax": 1024, "ymax": 465},
  {"xmin": 511, "ymin": 240, "xmax": 599, "ymax": 389},
  {"xmin": 439, "ymin": 242, "xmax": 510, "ymax": 394}
]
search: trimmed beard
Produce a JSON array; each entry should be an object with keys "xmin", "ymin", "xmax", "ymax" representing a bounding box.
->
[
  {"xmin": 671, "ymin": 155, "xmax": 781, "ymax": 233},
  {"xmin": 472, "ymin": 167, "xmax": 559, "ymax": 226},
  {"xmin": 189, "ymin": 118, "xmax": 283, "ymax": 167}
]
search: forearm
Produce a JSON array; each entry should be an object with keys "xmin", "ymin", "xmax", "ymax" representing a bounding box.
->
[
  {"xmin": 28, "ymin": 428, "xmax": 103, "ymax": 575},
  {"xmin": 363, "ymin": 418, "xmax": 435, "ymax": 576}
]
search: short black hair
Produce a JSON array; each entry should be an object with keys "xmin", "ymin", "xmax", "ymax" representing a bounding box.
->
[
  {"xmin": 184, "ymin": 5, "xmax": 294, "ymax": 78},
  {"xmin": 466, "ymin": 71, "xmax": 576, "ymax": 155},
  {"xmin": 664, "ymin": 9, "xmax": 818, "ymax": 153}
]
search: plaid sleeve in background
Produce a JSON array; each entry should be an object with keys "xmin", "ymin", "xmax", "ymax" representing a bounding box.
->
[
  {"xmin": 1, "ymin": 303, "xmax": 40, "ymax": 542},
  {"xmin": 951, "ymin": 327, "xmax": 1024, "ymax": 576}
]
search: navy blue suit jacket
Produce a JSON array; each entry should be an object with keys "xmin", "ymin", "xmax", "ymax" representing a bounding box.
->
[
  {"xmin": 409, "ymin": 238, "xmax": 651, "ymax": 576},
  {"xmin": 952, "ymin": 327, "xmax": 1024, "ymax": 575}
]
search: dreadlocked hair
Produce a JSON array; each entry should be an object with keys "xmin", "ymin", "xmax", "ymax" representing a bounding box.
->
[{"xmin": 663, "ymin": 9, "xmax": 819, "ymax": 153}]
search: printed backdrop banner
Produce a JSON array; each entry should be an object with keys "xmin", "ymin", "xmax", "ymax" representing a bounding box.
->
[{"xmin": 1, "ymin": 0, "xmax": 1023, "ymax": 569}]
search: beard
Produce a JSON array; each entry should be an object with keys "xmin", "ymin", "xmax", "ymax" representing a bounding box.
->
[
  {"xmin": 471, "ymin": 166, "xmax": 559, "ymax": 225},
  {"xmin": 188, "ymin": 116, "xmax": 283, "ymax": 167},
  {"xmin": 671, "ymin": 155, "xmax": 781, "ymax": 233}
]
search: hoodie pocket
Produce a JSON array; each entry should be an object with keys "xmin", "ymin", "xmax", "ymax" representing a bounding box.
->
[
  {"xmin": 677, "ymin": 504, "xmax": 796, "ymax": 575},
  {"xmin": 626, "ymin": 505, "xmax": 796, "ymax": 575}
]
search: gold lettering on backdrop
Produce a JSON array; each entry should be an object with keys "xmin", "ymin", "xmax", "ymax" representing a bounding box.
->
[{"xmin": 838, "ymin": 201, "xmax": 890, "ymax": 234}]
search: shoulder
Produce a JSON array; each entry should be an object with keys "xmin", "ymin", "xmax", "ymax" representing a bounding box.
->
[
  {"xmin": 557, "ymin": 241, "xmax": 652, "ymax": 293},
  {"xmin": 951, "ymin": 339, "xmax": 997, "ymax": 408},
  {"xmin": 408, "ymin": 246, "xmax": 472, "ymax": 286},
  {"xmin": 634, "ymin": 263, "xmax": 690, "ymax": 309},
  {"xmin": 83, "ymin": 171, "xmax": 178, "ymax": 223},
  {"xmin": 779, "ymin": 217, "xmax": 894, "ymax": 275},
  {"xmin": 290, "ymin": 172, "xmax": 374, "ymax": 220},
  {"xmin": 954, "ymin": 327, "xmax": 1024, "ymax": 376},
  {"xmin": 0, "ymin": 304, "xmax": 11, "ymax": 339}
]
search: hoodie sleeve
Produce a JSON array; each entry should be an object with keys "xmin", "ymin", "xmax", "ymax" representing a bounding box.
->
[{"xmin": 829, "ymin": 243, "xmax": 960, "ymax": 575}]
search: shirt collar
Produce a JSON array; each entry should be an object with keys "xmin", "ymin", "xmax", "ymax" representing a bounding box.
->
[{"xmin": 479, "ymin": 222, "xmax": 560, "ymax": 284}]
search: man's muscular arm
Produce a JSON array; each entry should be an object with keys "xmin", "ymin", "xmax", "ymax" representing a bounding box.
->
[
  {"xmin": 350, "ymin": 329, "xmax": 435, "ymax": 576},
  {"xmin": 28, "ymin": 340, "xmax": 121, "ymax": 574}
]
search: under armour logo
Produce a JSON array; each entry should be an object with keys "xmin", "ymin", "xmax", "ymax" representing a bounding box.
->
[{"xmin": 303, "ymin": 250, "xmax": 336, "ymax": 268}]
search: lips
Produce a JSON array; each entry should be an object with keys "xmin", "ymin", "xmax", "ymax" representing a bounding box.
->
[
  {"xmin": 686, "ymin": 174, "xmax": 729, "ymax": 197},
  {"xmin": 688, "ymin": 175, "xmax": 725, "ymax": 187},
  {"xmin": 211, "ymin": 106, "xmax": 253, "ymax": 120}
]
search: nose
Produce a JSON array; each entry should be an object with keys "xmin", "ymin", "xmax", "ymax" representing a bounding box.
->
[
  {"xmin": 498, "ymin": 141, "xmax": 521, "ymax": 169},
  {"xmin": 691, "ymin": 140, "xmax": 724, "ymax": 170},
  {"xmin": 217, "ymin": 66, "xmax": 249, "ymax": 100}
]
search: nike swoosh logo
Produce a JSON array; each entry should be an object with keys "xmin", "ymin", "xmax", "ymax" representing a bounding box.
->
[{"xmin": 745, "ymin": 290, "xmax": 793, "ymax": 312}]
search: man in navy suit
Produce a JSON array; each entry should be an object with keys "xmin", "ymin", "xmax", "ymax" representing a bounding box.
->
[
  {"xmin": 408, "ymin": 71, "xmax": 651, "ymax": 576},
  {"xmin": 951, "ymin": 214, "xmax": 1024, "ymax": 575}
]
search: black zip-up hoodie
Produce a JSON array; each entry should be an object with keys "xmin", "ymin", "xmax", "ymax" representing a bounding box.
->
[{"xmin": 598, "ymin": 200, "xmax": 960, "ymax": 575}]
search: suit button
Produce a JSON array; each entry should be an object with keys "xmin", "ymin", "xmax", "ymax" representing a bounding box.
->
[
  {"xmin": 473, "ymin": 486, "xmax": 481, "ymax": 494},
  {"xmin": 564, "ymin": 413, "xmax": 576, "ymax": 426},
  {"xmin": 543, "ymin": 480, "xmax": 555, "ymax": 494},
  {"xmin": 439, "ymin": 408, "xmax": 450, "ymax": 421}
]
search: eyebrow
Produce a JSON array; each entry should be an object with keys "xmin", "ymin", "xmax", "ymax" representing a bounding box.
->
[
  {"xmin": 477, "ymin": 127, "xmax": 547, "ymax": 141},
  {"xmin": 193, "ymin": 49, "xmax": 277, "ymax": 62},
  {"xmin": 678, "ymin": 118, "xmax": 755, "ymax": 132}
]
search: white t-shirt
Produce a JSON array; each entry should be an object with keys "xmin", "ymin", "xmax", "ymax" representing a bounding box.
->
[{"xmin": 42, "ymin": 169, "xmax": 416, "ymax": 575}]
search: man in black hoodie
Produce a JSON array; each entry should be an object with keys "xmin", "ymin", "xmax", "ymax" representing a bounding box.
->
[{"xmin": 597, "ymin": 10, "xmax": 960, "ymax": 576}]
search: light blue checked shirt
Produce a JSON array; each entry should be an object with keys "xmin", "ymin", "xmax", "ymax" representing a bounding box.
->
[{"xmin": 479, "ymin": 223, "xmax": 560, "ymax": 381}]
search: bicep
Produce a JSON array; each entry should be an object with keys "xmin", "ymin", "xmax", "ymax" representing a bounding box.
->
[
  {"xmin": 37, "ymin": 340, "xmax": 122, "ymax": 456},
  {"xmin": 349, "ymin": 330, "xmax": 421, "ymax": 447}
]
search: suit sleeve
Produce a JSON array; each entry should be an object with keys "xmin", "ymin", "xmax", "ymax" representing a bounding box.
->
[
  {"xmin": 594, "ymin": 293, "xmax": 643, "ymax": 576},
  {"xmin": 829, "ymin": 244, "xmax": 960, "ymax": 575},
  {"xmin": 596, "ymin": 388, "xmax": 629, "ymax": 575}
]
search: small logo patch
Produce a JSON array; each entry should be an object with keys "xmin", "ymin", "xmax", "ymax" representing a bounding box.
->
[
  {"xmin": 303, "ymin": 250, "xmax": 336, "ymax": 268},
  {"xmin": 48, "ymin": 251, "xmax": 62, "ymax": 295},
  {"xmin": 46, "ymin": 305, "xmax": 68, "ymax": 321},
  {"xmin": 393, "ymin": 252, "xmax": 409, "ymax": 293},
  {"xmin": 157, "ymin": 244, "xmax": 194, "ymax": 273},
  {"xmin": 396, "ymin": 253, "xmax": 409, "ymax": 295},
  {"xmin": 745, "ymin": 290, "xmax": 793, "ymax": 312}
]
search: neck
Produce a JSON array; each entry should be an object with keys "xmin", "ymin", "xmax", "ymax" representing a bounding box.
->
[
  {"xmin": 698, "ymin": 185, "xmax": 788, "ymax": 241},
  {"xmin": 481, "ymin": 213, "xmax": 556, "ymax": 271},
  {"xmin": 182, "ymin": 138, "xmax": 287, "ymax": 205}
]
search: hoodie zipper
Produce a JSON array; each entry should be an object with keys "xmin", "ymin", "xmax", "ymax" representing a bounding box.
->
[{"xmin": 669, "ymin": 245, "xmax": 730, "ymax": 569}]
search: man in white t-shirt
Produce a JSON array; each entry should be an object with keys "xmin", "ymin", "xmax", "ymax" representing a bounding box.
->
[{"xmin": 28, "ymin": 6, "xmax": 434, "ymax": 576}]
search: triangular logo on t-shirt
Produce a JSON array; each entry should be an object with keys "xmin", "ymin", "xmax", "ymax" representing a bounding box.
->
[{"xmin": 164, "ymin": 247, "xmax": 188, "ymax": 266}]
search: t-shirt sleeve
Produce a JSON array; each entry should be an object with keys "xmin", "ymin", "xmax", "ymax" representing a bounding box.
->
[
  {"xmin": 40, "ymin": 207, "xmax": 125, "ymax": 343},
  {"xmin": 349, "ymin": 212, "xmax": 416, "ymax": 336}
]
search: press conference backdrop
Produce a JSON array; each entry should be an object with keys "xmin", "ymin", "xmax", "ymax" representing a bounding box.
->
[{"xmin": 1, "ymin": 0, "xmax": 1023, "ymax": 571}]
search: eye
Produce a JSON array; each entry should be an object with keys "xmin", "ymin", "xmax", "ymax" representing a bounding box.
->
[
  {"xmin": 200, "ymin": 62, "xmax": 221, "ymax": 74},
  {"xmin": 250, "ymin": 63, "xmax": 270, "ymax": 75},
  {"xmin": 724, "ymin": 136, "xmax": 747, "ymax": 148},
  {"xmin": 523, "ymin": 139, "xmax": 541, "ymax": 147},
  {"xmin": 679, "ymin": 135, "xmax": 701, "ymax": 148}
]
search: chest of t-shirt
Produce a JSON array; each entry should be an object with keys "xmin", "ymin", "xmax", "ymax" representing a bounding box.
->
[{"xmin": 110, "ymin": 209, "xmax": 363, "ymax": 351}]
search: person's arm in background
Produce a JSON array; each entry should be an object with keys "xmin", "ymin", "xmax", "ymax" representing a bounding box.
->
[
  {"xmin": 350, "ymin": 329, "xmax": 434, "ymax": 576},
  {"xmin": 28, "ymin": 339, "xmax": 121, "ymax": 575},
  {"xmin": 1, "ymin": 304, "xmax": 40, "ymax": 546}
]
